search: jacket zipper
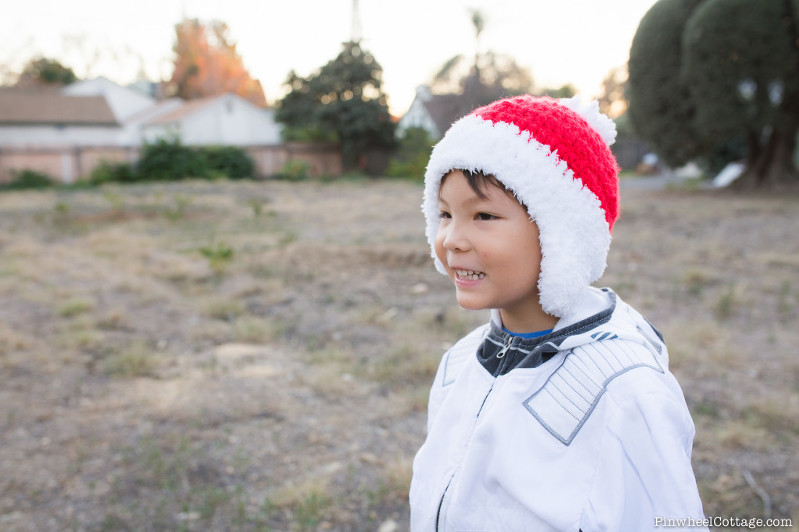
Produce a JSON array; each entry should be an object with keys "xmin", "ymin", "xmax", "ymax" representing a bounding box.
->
[
  {"xmin": 434, "ymin": 476, "xmax": 452, "ymax": 531},
  {"xmin": 435, "ymin": 336, "xmax": 513, "ymax": 531}
]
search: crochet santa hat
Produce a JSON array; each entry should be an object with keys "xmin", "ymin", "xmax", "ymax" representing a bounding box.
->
[{"xmin": 422, "ymin": 94, "xmax": 620, "ymax": 318}]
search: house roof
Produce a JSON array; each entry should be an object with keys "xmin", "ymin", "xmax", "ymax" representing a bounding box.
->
[
  {"xmin": 0, "ymin": 90, "xmax": 117, "ymax": 126},
  {"xmin": 423, "ymin": 93, "xmax": 472, "ymax": 137},
  {"xmin": 123, "ymin": 97, "xmax": 184, "ymax": 125},
  {"xmin": 145, "ymin": 96, "xmax": 218, "ymax": 126}
]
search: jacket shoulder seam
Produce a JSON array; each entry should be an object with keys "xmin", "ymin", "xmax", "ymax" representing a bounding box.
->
[
  {"xmin": 522, "ymin": 339, "xmax": 664, "ymax": 445},
  {"xmin": 441, "ymin": 325, "xmax": 488, "ymax": 387}
]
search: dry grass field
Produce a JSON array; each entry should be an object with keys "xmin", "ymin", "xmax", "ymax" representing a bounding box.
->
[{"xmin": 0, "ymin": 178, "xmax": 796, "ymax": 531}]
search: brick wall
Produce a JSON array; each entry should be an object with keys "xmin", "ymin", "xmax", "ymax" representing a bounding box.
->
[{"xmin": 0, "ymin": 143, "xmax": 343, "ymax": 184}]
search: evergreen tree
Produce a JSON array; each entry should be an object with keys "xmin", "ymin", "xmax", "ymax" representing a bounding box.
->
[
  {"xmin": 276, "ymin": 41, "xmax": 396, "ymax": 170},
  {"xmin": 628, "ymin": 0, "xmax": 799, "ymax": 187}
]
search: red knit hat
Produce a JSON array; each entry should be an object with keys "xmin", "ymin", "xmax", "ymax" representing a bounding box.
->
[{"xmin": 422, "ymin": 95, "xmax": 620, "ymax": 317}]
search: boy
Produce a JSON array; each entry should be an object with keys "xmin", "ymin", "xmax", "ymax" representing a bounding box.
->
[{"xmin": 410, "ymin": 95, "xmax": 706, "ymax": 531}]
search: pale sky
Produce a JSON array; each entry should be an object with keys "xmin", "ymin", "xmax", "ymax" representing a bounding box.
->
[{"xmin": 1, "ymin": 0, "xmax": 658, "ymax": 114}]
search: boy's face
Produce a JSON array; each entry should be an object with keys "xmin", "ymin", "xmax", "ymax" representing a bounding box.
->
[{"xmin": 435, "ymin": 170, "xmax": 548, "ymax": 332}]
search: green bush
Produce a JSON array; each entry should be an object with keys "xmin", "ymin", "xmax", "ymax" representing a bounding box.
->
[
  {"xmin": 88, "ymin": 139, "xmax": 257, "ymax": 184},
  {"xmin": 137, "ymin": 138, "xmax": 209, "ymax": 181},
  {"xmin": 1, "ymin": 169, "xmax": 54, "ymax": 190},
  {"xmin": 89, "ymin": 160, "xmax": 138, "ymax": 185},
  {"xmin": 385, "ymin": 127, "xmax": 434, "ymax": 181},
  {"xmin": 201, "ymin": 146, "xmax": 255, "ymax": 179},
  {"xmin": 273, "ymin": 160, "xmax": 311, "ymax": 181}
]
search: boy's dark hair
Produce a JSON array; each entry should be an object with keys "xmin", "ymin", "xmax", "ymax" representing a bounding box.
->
[{"xmin": 441, "ymin": 169, "xmax": 515, "ymax": 201}]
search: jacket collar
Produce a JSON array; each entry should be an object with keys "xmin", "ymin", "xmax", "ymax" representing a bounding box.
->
[{"xmin": 478, "ymin": 289, "xmax": 617, "ymax": 377}]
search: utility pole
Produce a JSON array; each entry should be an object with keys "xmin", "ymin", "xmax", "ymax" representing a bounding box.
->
[{"xmin": 351, "ymin": 0, "xmax": 363, "ymax": 43}]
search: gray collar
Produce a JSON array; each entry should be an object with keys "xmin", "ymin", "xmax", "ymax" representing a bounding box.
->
[{"xmin": 477, "ymin": 291, "xmax": 616, "ymax": 377}]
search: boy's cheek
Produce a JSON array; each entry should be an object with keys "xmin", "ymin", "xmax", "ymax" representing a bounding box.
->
[{"xmin": 434, "ymin": 237, "xmax": 447, "ymax": 265}]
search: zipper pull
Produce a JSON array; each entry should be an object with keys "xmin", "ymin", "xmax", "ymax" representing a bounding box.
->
[{"xmin": 496, "ymin": 338, "xmax": 512, "ymax": 359}]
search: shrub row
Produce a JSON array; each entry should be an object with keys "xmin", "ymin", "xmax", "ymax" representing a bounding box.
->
[
  {"xmin": 90, "ymin": 139, "xmax": 256, "ymax": 184},
  {"xmin": 385, "ymin": 127, "xmax": 435, "ymax": 181},
  {"xmin": 2, "ymin": 130, "xmax": 434, "ymax": 189},
  {"xmin": 0, "ymin": 169, "xmax": 54, "ymax": 190}
]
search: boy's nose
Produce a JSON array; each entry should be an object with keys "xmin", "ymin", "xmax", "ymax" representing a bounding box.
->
[{"xmin": 442, "ymin": 222, "xmax": 471, "ymax": 252}]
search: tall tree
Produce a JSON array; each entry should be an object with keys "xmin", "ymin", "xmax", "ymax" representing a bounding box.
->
[
  {"xmin": 430, "ymin": 9, "xmax": 534, "ymax": 109},
  {"xmin": 276, "ymin": 41, "xmax": 396, "ymax": 170},
  {"xmin": 628, "ymin": 0, "xmax": 799, "ymax": 188},
  {"xmin": 15, "ymin": 57, "xmax": 77, "ymax": 87},
  {"xmin": 167, "ymin": 18, "xmax": 266, "ymax": 107}
]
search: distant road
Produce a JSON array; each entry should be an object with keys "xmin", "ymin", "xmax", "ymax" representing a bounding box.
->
[{"xmin": 620, "ymin": 172, "xmax": 706, "ymax": 191}]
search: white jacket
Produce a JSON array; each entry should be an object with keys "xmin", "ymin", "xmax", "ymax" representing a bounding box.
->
[{"xmin": 410, "ymin": 289, "xmax": 706, "ymax": 531}]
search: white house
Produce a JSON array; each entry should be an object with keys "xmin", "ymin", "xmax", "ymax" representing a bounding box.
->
[
  {"xmin": 0, "ymin": 79, "xmax": 282, "ymax": 150},
  {"xmin": 0, "ymin": 79, "xmax": 295, "ymax": 182},
  {"xmin": 397, "ymin": 85, "xmax": 443, "ymax": 139},
  {"xmin": 0, "ymin": 89, "xmax": 120, "ymax": 148},
  {"xmin": 141, "ymin": 92, "xmax": 282, "ymax": 146},
  {"xmin": 118, "ymin": 98, "xmax": 185, "ymax": 146},
  {"xmin": 396, "ymin": 85, "xmax": 471, "ymax": 140},
  {"xmin": 61, "ymin": 77, "xmax": 157, "ymax": 123}
]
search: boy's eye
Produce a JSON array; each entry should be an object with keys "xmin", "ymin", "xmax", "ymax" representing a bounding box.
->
[
  {"xmin": 476, "ymin": 212, "xmax": 497, "ymax": 221},
  {"xmin": 439, "ymin": 211, "xmax": 451, "ymax": 220}
]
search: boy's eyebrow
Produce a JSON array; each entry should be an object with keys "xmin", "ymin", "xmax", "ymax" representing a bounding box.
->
[{"xmin": 438, "ymin": 194, "xmax": 491, "ymax": 206}]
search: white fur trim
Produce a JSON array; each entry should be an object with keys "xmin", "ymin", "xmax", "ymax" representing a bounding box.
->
[
  {"xmin": 422, "ymin": 115, "xmax": 611, "ymax": 318},
  {"xmin": 558, "ymin": 96, "xmax": 617, "ymax": 146}
]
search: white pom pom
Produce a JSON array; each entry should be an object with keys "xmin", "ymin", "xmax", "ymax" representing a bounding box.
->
[{"xmin": 558, "ymin": 96, "xmax": 617, "ymax": 146}]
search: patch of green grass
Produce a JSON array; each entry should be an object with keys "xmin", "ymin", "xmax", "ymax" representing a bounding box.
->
[
  {"xmin": 104, "ymin": 342, "xmax": 159, "ymax": 378},
  {"xmin": 665, "ymin": 177, "xmax": 706, "ymax": 192},
  {"xmin": 681, "ymin": 268, "xmax": 714, "ymax": 297},
  {"xmin": 248, "ymin": 197, "xmax": 270, "ymax": 218},
  {"xmin": 740, "ymin": 397, "xmax": 799, "ymax": 435},
  {"xmin": 714, "ymin": 284, "xmax": 739, "ymax": 320},
  {"xmin": 107, "ymin": 434, "xmax": 279, "ymax": 529},
  {"xmin": 97, "ymin": 308, "xmax": 129, "ymax": 330},
  {"xmin": 57, "ymin": 298, "xmax": 93, "ymax": 318},
  {"xmin": 53, "ymin": 200, "xmax": 71, "ymax": 224},
  {"xmin": 54, "ymin": 316, "xmax": 103, "ymax": 352},
  {"xmin": 232, "ymin": 316, "xmax": 284, "ymax": 343},
  {"xmin": 362, "ymin": 343, "xmax": 440, "ymax": 390},
  {"xmin": 99, "ymin": 513, "xmax": 129, "ymax": 531},
  {"xmin": 292, "ymin": 490, "xmax": 332, "ymax": 532},
  {"xmin": 197, "ymin": 486, "xmax": 231, "ymax": 521},
  {"xmin": 130, "ymin": 435, "xmax": 195, "ymax": 495},
  {"xmin": 102, "ymin": 190, "xmax": 126, "ymax": 212},
  {"xmin": 163, "ymin": 194, "xmax": 192, "ymax": 222},
  {"xmin": 201, "ymin": 297, "xmax": 246, "ymax": 321},
  {"xmin": 278, "ymin": 229, "xmax": 299, "ymax": 248},
  {"xmin": 777, "ymin": 280, "xmax": 794, "ymax": 319},
  {"xmin": 366, "ymin": 455, "xmax": 413, "ymax": 510},
  {"xmin": 199, "ymin": 241, "xmax": 234, "ymax": 272},
  {"xmin": 692, "ymin": 399, "xmax": 722, "ymax": 419}
]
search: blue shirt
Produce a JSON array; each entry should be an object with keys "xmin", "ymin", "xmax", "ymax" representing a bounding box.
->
[{"xmin": 501, "ymin": 326, "xmax": 554, "ymax": 339}]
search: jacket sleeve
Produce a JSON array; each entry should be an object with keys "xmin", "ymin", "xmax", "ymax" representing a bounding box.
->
[{"xmin": 580, "ymin": 388, "xmax": 707, "ymax": 532}]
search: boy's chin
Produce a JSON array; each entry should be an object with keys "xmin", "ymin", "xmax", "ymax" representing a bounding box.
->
[{"xmin": 454, "ymin": 293, "xmax": 489, "ymax": 311}]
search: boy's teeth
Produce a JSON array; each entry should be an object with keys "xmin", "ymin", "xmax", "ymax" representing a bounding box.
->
[{"xmin": 455, "ymin": 269, "xmax": 485, "ymax": 280}]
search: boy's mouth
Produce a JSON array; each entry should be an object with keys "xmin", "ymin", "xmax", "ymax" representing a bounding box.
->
[{"xmin": 454, "ymin": 268, "xmax": 486, "ymax": 281}]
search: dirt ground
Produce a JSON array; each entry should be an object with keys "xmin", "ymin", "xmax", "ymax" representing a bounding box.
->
[{"xmin": 0, "ymin": 178, "xmax": 796, "ymax": 531}]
